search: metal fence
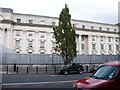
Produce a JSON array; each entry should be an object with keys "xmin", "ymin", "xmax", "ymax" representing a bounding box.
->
[{"xmin": 1, "ymin": 53, "xmax": 120, "ymax": 65}]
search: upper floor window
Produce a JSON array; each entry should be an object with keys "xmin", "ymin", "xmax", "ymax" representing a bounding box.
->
[
  {"xmin": 29, "ymin": 20, "xmax": 33, "ymax": 24},
  {"xmin": 81, "ymin": 36, "xmax": 85, "ymax": 41},
  {"xmin": 100, "ymin": 44, "xmax": 104, "ymax": 50},
  {"xmin": 16, "ymin": 30, "xmax": 21, "ymax": 36},
  {"xmin": 108, "ymin": 37, "xmax": 112, "ymax": 42},
  {"xmin": 17, "ymin": 19, "xmax": 21, "ymax": 23},
  {"xmin": 92, "ymin": 44, "xmax": 96, "ymax": 50},
  {"xmin": 115, "ymin": 37, "xmax": 119, "ymax": 42},
  {"xmin": 91, "ymin": 26, "xmax": 94, "ymax": 30},
  {"xmin": 107, "ymin": 28, "xmax": 109, "ymax": 31},
  {"xmin": 40, "ymin": 40, "xmax": 45, "ymax": 48},
  {"xmin": 108, "ymin": 45, "xmax": 112, "ymax": 51},
  {"xmin": 116, "ymin": 45, "xmax": 119, "ymax": 51},
  {"xmin": 39, "ymin": 32, "xmax": 46, "ymax": 38},
  {"xmin": 52, "ymin": 41, "xmax": 56, "ymax": 48},
  {"xmin": 52, "ymin": 22, "xmax": 55, "ymax": 26},
  {"xmin": 28, "ymin": 40, "xmax": 33, "ymax": 47},
  {"xmin": 92, "ymin": 35, "xmax": 95, "ymax": 41},
  {"xmin": 51, "ymin": 33, "xmax": 55, "ymax": 39},
  {"xmin": 15, "ymin": 40, "xmax": 20, "ymax": 47},
  {"xmin": 82, "ymin": 25, "xmax": 85, "ymax": 29},
  {"xmin": 100, "ymin": 36, "xmax": 105, "ymax": 41},
  {"xmin": 41, "ymin": 20, "xmax": 45, "ymax": 24},
  {"xmin": 81, "ymin": 44, "xmax": 84, "ymax": 50},
  {"xmin": 114, "ymin": 29, "xmax": 117, "ymax": 32},
  {"xmin": 28, "ymin": 31, "xmax": 33, "ymax": 37},
  {"xmin": 99, "ymin": 27, "xmax": 102, "ymax": 30}
]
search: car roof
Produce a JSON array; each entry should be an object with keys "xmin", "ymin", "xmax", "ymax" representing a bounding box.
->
[{"xmin": 104, "ymin": 61, "xmax": 120, "ymax": 67}]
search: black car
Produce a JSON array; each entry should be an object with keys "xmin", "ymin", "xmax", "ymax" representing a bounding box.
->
[{"xmin": 58, "ymin": 63, "xmax": 84, "ymax": 75}]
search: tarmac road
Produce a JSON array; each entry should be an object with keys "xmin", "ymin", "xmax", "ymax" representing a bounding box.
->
[{"xmin": 2, "ymin": 73, "xmax": 92, "ymax": 90}]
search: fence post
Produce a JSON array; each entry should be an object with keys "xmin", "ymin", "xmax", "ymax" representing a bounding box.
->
[
  {"xmin": 36, "ymin": 66, "xmax": 38, "ymax": 74},
  {"xmin": 46, "ymin": 66, "xmax": 47, "ymax": 73},
  {"xmin": 27, "ymin": 66, "xmax": 29, "ymax": 74},
  {"xmin": 55, "ymin": 66, "xmax": 56, "ymax": 73},
  {"xmin": 6, "ymin": 65, "xmax": 8, "ymax": 74},
  {"xmin": 16, "ymin": 66, "xmax": 18, "ymax": 74}
]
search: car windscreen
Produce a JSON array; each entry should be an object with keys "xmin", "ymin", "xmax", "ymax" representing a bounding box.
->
[{"xmin": 92, "ymin": 65, "xmax": 118, "ymax": 80}]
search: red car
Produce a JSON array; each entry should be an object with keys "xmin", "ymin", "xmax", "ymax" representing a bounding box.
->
[{"xmin": 73, "ymin": 61, "xmax": 120, "ymax": 90}]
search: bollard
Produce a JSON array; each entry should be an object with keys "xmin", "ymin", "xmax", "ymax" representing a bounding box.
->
[
  {"xmin": 6, "ymin": 65, "xmax": 8, "ymax": 74},
  {"xmin": 46, "ymin": 66, "xmax": 47, "ymax": 73},
  {"xmin": 13, "ymin": 64, "xmax": 16, "ymax": 72},
  {"xmin": 16, "ymin": 66, "xmax": 18, "ymax": 74},
  {"xmin": 36, "ymin": 66, "xmax": 38, "ymax": 74},
  {"xmin": 55, "ymin": 66, "xmax": 56, "ymax": 73},
  {"xmin": 27, "ymin": 66, "xmax": 29, "ymax": 74},
  {"xmin": 86, "ymin": 66, "xmax": 88, "ymax": 72}
]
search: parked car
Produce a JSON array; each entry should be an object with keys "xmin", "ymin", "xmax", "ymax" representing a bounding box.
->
[
  {"xmin": 58, "ymin": 63, "xmax": 84, "ymax": 75},
  {"xmin": 73, "ymin": 61, "xmax": 120, "ymax": 90}
]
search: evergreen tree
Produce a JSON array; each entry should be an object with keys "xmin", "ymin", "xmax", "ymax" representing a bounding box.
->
[{"xmin": 53, "ymin": 4, "xmax": 76, "ymax": 65}]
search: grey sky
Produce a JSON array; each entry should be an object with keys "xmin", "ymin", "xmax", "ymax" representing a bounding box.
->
[{"xmin": 0, "ymin": 0, "xmax": 119, "ymax": 24}]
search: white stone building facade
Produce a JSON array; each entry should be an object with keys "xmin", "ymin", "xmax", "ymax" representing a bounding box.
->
[{"xmin": 0, "ymin": 8, "xmax": 119, "ymax": 55}]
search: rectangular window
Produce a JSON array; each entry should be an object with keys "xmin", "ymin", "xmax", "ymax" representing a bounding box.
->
[
  {"xmin": 91, "ymin": 26, "xmax": 94, "ymax": 30},
  {"xmin": 82, "ymin": 25, "xmax": 85, "ymax": 29},
  {"xmin": 52, "ymin": 41, "xmax": 56, "ymax": 48},
  {"xmin": 15, "ymin": 40, "xmax": 20, "ymax": 47},
  {"xmin": 108, "ymin": 45, "xmax": 112, "ymax": 51},
  {"xmin": 92, "ymin": 44, "xmax": 96, "ymax": 50},
  {"xmin": 99, "ymin": 27, "xmax": 102, "ymax": 30},
  {"xmin": 41, "ymin": 20, "xmax": 45, "ymax": 24},
  {"xmin": 108, "ymin": 37, "xmax": 112, "ymax": 42},
  {"xmin": 40, "ymin": 40, "xmax": 45, "ymax": 48},
  {"xmin": 100, "ymin": 36, "xmax": 105, "ymax": 41},
  {"xmin": 28, "ymin": 40, "xmax": 33, "ymax": 47},
  {"xmin": 52, "ymin": 22, "xmax": 55, "ymax": 26},
  {"xmin": 40, "ymin": 32, "xmax": 46, "ymax": 38},
  {"xmin": 16, "ymin": 30, "xmax": 21, "ymax": 36},
  {"xmin": 116, "ymin": 45, "xmax": 118, "ymax": 51},
  {"xmin": 107, "ymin": 28, "xmax": 109, "ymax": 31},
  {"xmin": 81, "ymin": 44, "xmax": 84, "ymax": 50},
  {"xmin": 51, "ymin": 33, "xmax": 55, "ymax": 39},
  {"xmin": 92, "ymin": 35, "xmax": 95, "ymax": 41},
  {"xmin": 28, "ymin": 31, "xmax": 33, "ymax": 37},
  {"xmin": 29, "ymin": 20, "xmax": 33, "ymax": 24},
  {"xmin": 81, "ymin": 36, "xmax": 84, "ymax": 41},
  {"xmin": 17, "ymin": 19, "xmax": 21, "ymax": 23},
  {"xmin": 114, "ymin": 29, "xmax": 116, "ymax": 32},
  {"xmin": 115, "ymin": 37, "xmax": 118, "ymax": 42},
  {"xmin": 100, "ymin": 44, "xmax": 104, "ymax": 50}
]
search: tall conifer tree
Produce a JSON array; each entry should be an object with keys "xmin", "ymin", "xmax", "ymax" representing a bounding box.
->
[{"xmin": 53, "ymin": 4, "xmax": 76, "ymax": 65}]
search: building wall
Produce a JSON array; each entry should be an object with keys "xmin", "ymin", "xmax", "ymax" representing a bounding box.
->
[{"xmin": 0, "ymin": 8, "xmax": 119, "ymax": 55}]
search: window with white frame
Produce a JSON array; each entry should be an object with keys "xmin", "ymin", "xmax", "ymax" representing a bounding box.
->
[
  {"xmin": 16, "ymin": 30, "xmax": 21, "ymax": 36},
  {"xmin": 28, "ymin": 40, "xmax": 33, "ymax": 47},
  {"xmin": 28, "ymin": 31, "xmax": 33, "ymax": 37},
  {"xmin": 52, "ymin": 22, "xmax": 55, "ymax": 26},
  {"xmin": 81, "ymin": 36, "xmax": 84, "ymax": 41},
  {"xmin": 51, "ymin": 33, "xmax": 55, "ymax": 39},
  {"xmin": 41, "ymin": 20, "xmax": 45, "ymax": 24},
  {"xmin": 92, "ymin": 35, "xmax": 95, "ymax": 41},
  {"xmin": 81, "ymin": 44, "xmax": 84, "ymax": 50},
  {"xmin": 29, "ymin": 19, "xmax": 33, "ymax": 24},
  {"xmin": 92, "ymin": 44, "xmax": 96, "ymax": 50},
  {"xmin": 99, "ymin": 27, "xmax": 102, "ymax": 30},
  {"xmin": 100, "ymin": 44, "xmax": 104, "ymax": 50},
  {"xmin": 108, "ymin": 37, "xmax": 112, "ymax": 42},
  {"xmin": 115, "ymin": 37, "xmax": 119, "ymax": 42},
  {"xmin": 39, "ymin": 32, "xmax": 46, "ymax": 39},
  {"xmin": 116, "ymin": 45, "xmax": 119, "ymax": 51},
  {"xmin": 91, "ymin": 26, "xmax": 94, "ymax": 30},
  {"xmin": 108, "ymin": 45, "xmax": 112, "ymax": 51},
  {"xmin": 40, "ymin": 40, "xmax": 45, "ymax": 48},
  {"xmin": 100, "ymin": 36, "xmax": 105, "ymax": 41},
  {"xmin": 15, "ymin": 40, "xmax": 20, "ymax": 47},
  {"xmin": 82, "ymin": 25, "xmax": 85, "ymax": 29},
  {"xmin": 52, "ymin": 41, "xmax": 56, "ymax": 48},
  {"xmin": 17, "ymin": 19, "xmax": 21, "ymax": 23}
]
